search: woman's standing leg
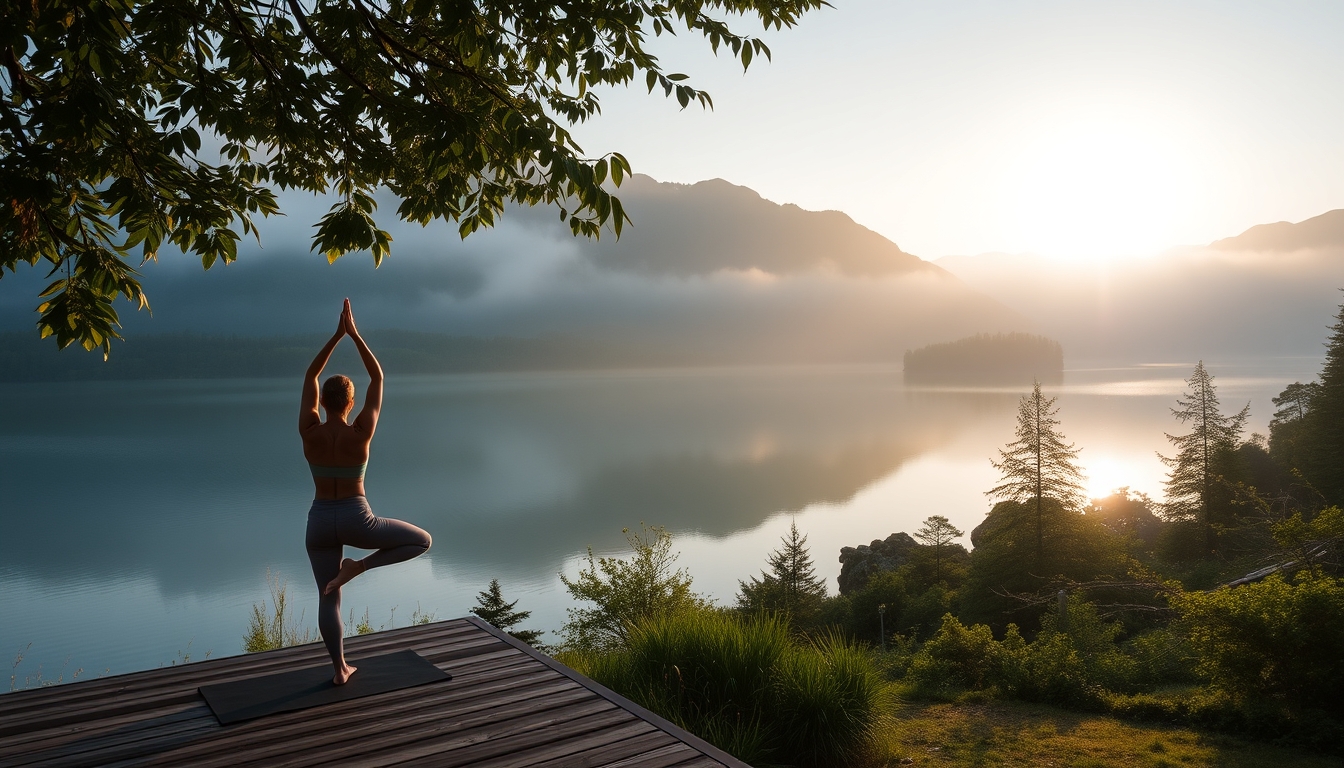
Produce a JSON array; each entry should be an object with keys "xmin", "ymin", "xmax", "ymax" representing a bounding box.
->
[{"xmin": 306, "ymin": 505, "xmax": 355, "ymax": 683}]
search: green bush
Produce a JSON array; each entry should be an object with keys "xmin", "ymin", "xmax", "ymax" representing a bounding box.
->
[
  {"xmin": 907, "ymin": 599, "xmax": 1139, "ymax": 707},
  {"xmin": 1020, "ymin": 596, "xmax": 1138, "ymax": 702},
  {"xmin": 1124, "ymin": 628, "xmax": 1197, "ymax": 687},
  {"xmin": 566, "ymin": 609, "xmax": 883, "ymax": 768},
  {"xmin": 905, "ymin": 613, "xmax": 1003, "ymax": 697},
  {"xmin": 1177, "ymin": 574, "xmax": 1344, "ymax": 713}
]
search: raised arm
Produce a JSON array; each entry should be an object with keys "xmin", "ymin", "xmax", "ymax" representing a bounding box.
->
[
  {"xmin": 343, "ymin": 300, "xmax": 383, "ymax": 435},
  {"xmin": 300, "ymin": 311, "xmax": 346, "ymax": 432}
]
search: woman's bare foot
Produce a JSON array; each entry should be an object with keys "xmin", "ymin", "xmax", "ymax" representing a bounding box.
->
[
  {"xmin": 324, "ymin": 558, "xmax": 364, "ymax": 595},
  {"xmin": 333, "ymin": 662, "xmax": 357, "ymax": 685}
]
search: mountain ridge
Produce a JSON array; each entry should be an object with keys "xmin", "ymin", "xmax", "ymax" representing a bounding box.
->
[{"xmin": 1209, "ymin": 209, "xmax": 1344, "ymax": 253}]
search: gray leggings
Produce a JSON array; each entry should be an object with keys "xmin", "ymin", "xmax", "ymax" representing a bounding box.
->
[{"xmin": 305, "ymin": 496, "xmax": 432, "ymax": 667}]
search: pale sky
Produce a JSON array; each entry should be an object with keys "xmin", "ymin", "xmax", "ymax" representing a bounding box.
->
[{"xmin": 569, "ymin": 0, "xmax": 1344, "ymax": 262}]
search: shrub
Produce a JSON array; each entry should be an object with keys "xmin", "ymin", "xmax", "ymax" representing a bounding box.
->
[
  {"xmin": 1177, "ymin": 574, "xmax": 1344, "ymax": 713},
  {"xmin": 560, "ymin": 525, "xmax": 706, "ymax": 652},
  {"xmin": 567, "ymin": 610, "xmax": 882, "ymax": 768},
  {"xmin": 906, "ymin": 614, "xmax": 1003, "ymax": 697},
  {"xmin": 1125, "ymin": 628, "xmax": 1197, "ymax": 687}
]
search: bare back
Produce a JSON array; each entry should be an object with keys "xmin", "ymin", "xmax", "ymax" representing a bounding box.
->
[
  {"xmin": 301, "ymin": 419, "xmax": 374, "ymax": 499},
  {"xmin": 300, "ymin": 300, "xmax": 384, "ymax": 500}
]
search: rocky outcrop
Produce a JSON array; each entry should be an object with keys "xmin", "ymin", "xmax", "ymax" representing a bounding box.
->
[{"xmin": 837, "ymin": 532, "xmax": 919, "ymax": 595}]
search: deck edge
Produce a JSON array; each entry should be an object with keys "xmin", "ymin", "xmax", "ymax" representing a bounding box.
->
[{"xmin": 462, "ymin": 615, "xmax": 753, "ymax": 768}]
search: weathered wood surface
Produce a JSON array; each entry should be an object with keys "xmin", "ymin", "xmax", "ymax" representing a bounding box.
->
[{"xmin": 0, "ymin": 617, "xmax": 748, "ymax": 768}]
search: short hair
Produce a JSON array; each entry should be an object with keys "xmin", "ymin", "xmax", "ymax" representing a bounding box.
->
[{"xmin": 321, "ymin": 375, "xmax": 355, "ymax": 413}]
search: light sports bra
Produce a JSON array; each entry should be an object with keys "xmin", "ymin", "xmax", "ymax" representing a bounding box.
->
[{"xmin": 309, "ymin": 462, "xmax": 367, "ymax": 479}]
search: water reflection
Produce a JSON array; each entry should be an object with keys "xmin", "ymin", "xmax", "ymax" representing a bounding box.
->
[{"xmin": 0, "ymin": 362, "xmax": 1307, "ymax": 679}]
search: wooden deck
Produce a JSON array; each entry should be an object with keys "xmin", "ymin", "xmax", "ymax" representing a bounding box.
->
[{"xmin": 0, "ymin": 617, "xmax": 750, "ymax": 768}]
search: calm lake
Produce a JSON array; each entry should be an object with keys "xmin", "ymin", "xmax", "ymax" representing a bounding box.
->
[{"xmin": 0, "ymin": 359, "xmax": 1318, "ymax": 687}]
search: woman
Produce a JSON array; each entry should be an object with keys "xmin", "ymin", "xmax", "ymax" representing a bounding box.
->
[{"xmin": 301, "ymin": 299, "xmax": 432, "ymax": 684}]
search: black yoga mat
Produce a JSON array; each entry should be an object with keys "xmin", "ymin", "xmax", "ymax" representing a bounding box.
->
[{"xmin": 199, "ymin": 649, "xmax": 451, "ymax": 725}]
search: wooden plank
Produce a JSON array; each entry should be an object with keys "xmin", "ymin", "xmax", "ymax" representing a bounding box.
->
[
  {"xmin": 598, "ymin": 743, "xmax": 710, "ymax": 768},
  {"xmin": 665, "ymin": 758, "xmax": 731, "ymax": 768},
  {"xmin": 369, "ymin": 707, "xmax": 637, "ymax": 768},
  {"xmin": 249, "ymin": 695, "xmax": 621, "ymax": 768},
  {"xmin": 0, "ymin": 620, "xmax": 481, "ymax": 717},
  {"xmin": 0, "ymin": 633, "xmax": 507, "ymax": 737},
  {"xmin": 453, "ymin": 720, "xmax": 661, "ymax": 768},
  {"xmin": 3, "ymin": 656, "xmax": 551, "ymax": 768},
  {"xmin": 519, "ymin": 731, "xmax": 683, "ymax": 768}
]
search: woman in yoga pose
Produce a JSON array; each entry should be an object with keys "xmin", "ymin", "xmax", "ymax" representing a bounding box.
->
[{"xmin": 301, "ymin": 299, "xmax": 432, "ymax": 684}]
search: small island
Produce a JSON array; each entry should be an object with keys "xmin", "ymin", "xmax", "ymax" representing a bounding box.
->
[{"xmin": 903, "ymin": 332, "xmax": 1064, "ymax": 386}]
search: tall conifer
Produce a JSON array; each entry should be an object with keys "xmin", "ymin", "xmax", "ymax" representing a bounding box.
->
[
  {"xmin": 986, "ymin": 382, "xmax": 1086, "ymax": 559},
  {"xmin": 737, "ymin": 521, "xmax": 828, "ymax": 620},
  {"xmin": 1159, "ymin": 361, "xmax": 1249, "ymax": 555},
  {"xmin": 1305, "ymin": 302, "xmax": 1344, "ymax": 503}
]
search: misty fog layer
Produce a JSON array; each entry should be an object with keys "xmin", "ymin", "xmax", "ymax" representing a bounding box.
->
[
  {"xmin": 0, "ymin": 176, "xmax": 1022, "ymax": 365},
  {"xmin": 937, "ymin": 209, "xmax": 1344, "ymax": 361}
]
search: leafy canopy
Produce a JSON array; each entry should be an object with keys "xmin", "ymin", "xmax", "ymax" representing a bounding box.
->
[{"xmin": 0, "ymin": 0, "xmax": 825, "ymax": 355}]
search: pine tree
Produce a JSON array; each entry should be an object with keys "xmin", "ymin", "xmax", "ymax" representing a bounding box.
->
[
  {"xmin": 987, "ymin": 382, "xmax": 1087, "ymax": 559},
  {"xmin": 470, "ymin": 579, "xmax": 543, "ymax": 647},
  {"xmin": 1159, "ymin": 361, "xmax": 1249, "ymax": 555},
  {"xmin": 737, "ymin": 521, "xmax": 828, "ymax": 621},
  {"xmin": 1269, "ymin": 381, "xmax": 1320, "ymax": 473},
  {"xmin": 913, "ymin": 515, "xmax": 965, "ymax": 583},
  {"xmin": 1304, "ymin": 301, "xmax": 1344, "ymax": 504}
]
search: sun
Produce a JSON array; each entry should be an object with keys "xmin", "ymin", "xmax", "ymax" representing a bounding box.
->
[{"xmin": 1007, "ymin": 115, "xmax": 1197, "ymax": 262}]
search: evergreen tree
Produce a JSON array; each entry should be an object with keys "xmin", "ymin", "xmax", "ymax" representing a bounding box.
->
[
  {"xmin": 913, "ymin": 515, "xmax": 965, "ymax": 583},
  {"xmin": 737, "ymin": 521, "xmax": 828, "ymax": 622},
  {"xmin": 470, "ymin": 579, "xmax": 543, "ymax": 647},
  {"xmin": 1303, "ymin": 302, "xmax": 1344, "ymax": 504},
  {"xmin": 1159, "ymin": 361, "xmax": 1249, "ymax": 555},
  {"xmin": 1269, "ymin": 381, "xmax": 1320, "ymax": 475},
  {"xmin": 986, "ymin": 382, "xmax": 1086, "ymax": 559}
]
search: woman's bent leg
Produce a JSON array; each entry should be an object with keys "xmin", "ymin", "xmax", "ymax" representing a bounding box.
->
[{"xmin": 340, "ymin": 503, "xmax": 432, "ymax": 571}]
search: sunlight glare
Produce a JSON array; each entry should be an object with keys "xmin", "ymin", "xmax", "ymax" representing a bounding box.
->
[
  {"xmin": 1009, "ymin": 114, "xmax": 1197, "ymax": 262},
  {"xmin": 1082, "ymin": 453, "xmax": 1162, "ymax": 503}
]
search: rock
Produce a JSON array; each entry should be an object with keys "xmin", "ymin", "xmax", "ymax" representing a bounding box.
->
[{"xmin": 837, "ymin": 532, "xmax": 919, "ymax": 595}]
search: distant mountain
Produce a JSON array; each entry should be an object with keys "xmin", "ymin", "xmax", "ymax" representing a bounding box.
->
[
  {"xmin": 1210, "ymin": 209, "xmax": 1344, "ymax": 252},
  {"xmin": 1, "ymin": 176, "xmax": 1027, "ymax": 376},
  {"xmin": 543, "ymin": 175, "xmax": 939, "ymax": 278}
]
